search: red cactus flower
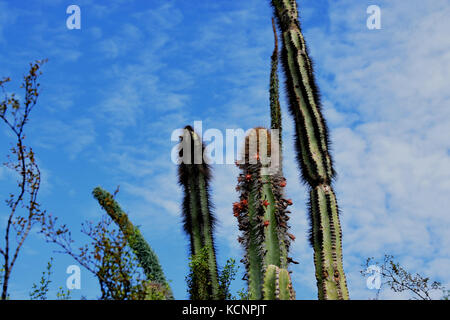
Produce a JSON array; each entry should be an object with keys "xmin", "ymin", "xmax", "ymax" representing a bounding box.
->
[
  {"xmin": 262, "ymin": 200, "xmax": 269, "ymax": 207},
  {"xmin": 241, "ymin": 199, "xmax": 248, "ymax": 206},
  {"xmin": 263, "ymin": 220, "xmax": 270, "ymax": 227},
  {"xmin": 234, "ymin": 212, "xmax": 239, "ymax": 217},
  {"xmin": 245, "ymin": 174, "xmax": 252, "ymax": 181},
  {"xmin": 280, "ymin": 181, "xmax": 286, "ymax": 187},
  {"xmin": 286, "ymin": 199, "xmax": 293, "ymax": 206}
]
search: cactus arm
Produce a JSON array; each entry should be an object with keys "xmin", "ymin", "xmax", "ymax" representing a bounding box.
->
[
  {"xmin": 277, "ymin": 268, "xmax": 294, "ymax": 300},
  {"xmin": 92, "ymin": 187, "xmax": 173, "ymax": 299},
  {"xmin": 271, "ymin": 0, "xmax": 349, "ymax": 299},
  {"xmin": 263, "ymin": 265, "xmax": 294, "ymax": 300},
  {"xmin": 262, "ymin": 265, "xmax": 277, "ymax": 300}
]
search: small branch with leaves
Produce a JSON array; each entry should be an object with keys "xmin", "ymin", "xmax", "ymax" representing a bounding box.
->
[{"xmin": 361, "ymin": 255, "xmax": 447, "ymax": 300}]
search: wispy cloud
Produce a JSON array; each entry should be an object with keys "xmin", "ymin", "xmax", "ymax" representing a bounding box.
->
[{"xmin": 302, "ymin": 0, "xmax": 450, "ymax": 298}]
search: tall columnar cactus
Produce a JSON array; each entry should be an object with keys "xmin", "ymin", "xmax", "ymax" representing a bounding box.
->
[
  {"xmin": 234, "ymin": 128, "xmax": 296, "ymax": 300},
  {"xmin": 178, "ymin": 126, "xmax": 220, "ymax": 300},
  {"xmin": 269, "ymin": 16, "xmax": 285, "ymax": 179},
  {"xmin": 270, "ymin": 18, "xmax": 282, "ymax": 155},
  {"xmin": 92, "ymin": 187, "xmax": 173, "ymax": 299},
  {"xmin": 271, "ymin": 0, "xmax": 349, "ymax": 299}
]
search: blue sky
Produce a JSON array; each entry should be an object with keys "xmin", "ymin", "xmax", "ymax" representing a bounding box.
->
[{"xmin": 1, "ymin": 0, "xmax": 449, "ymax": 300}]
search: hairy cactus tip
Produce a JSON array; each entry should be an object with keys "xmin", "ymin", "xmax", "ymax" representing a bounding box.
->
[{"xmin": 177, "ymin": 125, "xmax": 220, "ymax": 300}]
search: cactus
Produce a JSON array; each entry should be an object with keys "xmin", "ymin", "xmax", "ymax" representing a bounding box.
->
[
  {"xmin": 92, "ymin": 187, "xmax": 173, "ymax": 299},
  {"xmin": 271, "ymin": 0, "xmax": 349, "ymax": 299},
  {"xmin": 270, "ymin": 17, "xmax": 282, "ymax": 159},
  {"xmin": 262, "ymin": 265, "xmax": 295, "ymax": 300},
  {"xmin": 235, "ymin": 128, "xmax": 295, "ymax": 300},
  {"xmin": 178, "ymin": 126, "xmax": 220, "ymax": 300}
]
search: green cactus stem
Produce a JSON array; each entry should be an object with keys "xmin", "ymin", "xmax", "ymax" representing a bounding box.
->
[
  {"xmin": 178, "ymin": 125, "xmax": 220, "ymax": 300},
  {"xmin": 271, "ymin": 0, "xmax": 349, "ymax": 299},
  {"xmin": 270, "ymin": 17, "xmax": 282, "ymax": 152},
  {"xmin": 309, "ymin": 184, "xmax": 347, "ymax": 300},
  {"xmin": 270, "ymin": 17, "xmax": 284, "ymax": 176},
  {"xmin": 262, "ymin": 265, "xmax": 295, "ymax": 300},
  {"xmin": 235, "ymin": 128, "xmax": 296, "ymax": 300},
  {"xmin": 92, "ymin": 187, "xmax": 173, "ymax": 299}
]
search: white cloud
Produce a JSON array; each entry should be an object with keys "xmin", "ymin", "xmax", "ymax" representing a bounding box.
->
[
  {"xmin": 33, "ymin": 118, "xmax": 96, "ymax": 160},
  {"xmin": 298, "ymin": 0, "xmax": 450, "ymax": 298}
]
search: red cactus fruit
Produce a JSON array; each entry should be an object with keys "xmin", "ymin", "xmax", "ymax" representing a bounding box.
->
[
  {"xmin": 233, "ymin": 202, "xmax": 242, "ymax": 213},
  {"xmin": 262, "ymin": 200, "xmax": 269, "ymax": 207},
  {"xmin": 245, "ymin": 174, "xmax": 252, "ymax": 181},
  {"xmin": 286, "ymin": 199, "xmax": 293, "ymax": 206},
  {"xmin": 280, "ymin": 181, "xmax": 286, "ymax": 187},
  {"xmin": 263, "ymin": 220, "xmax": 270, "ymax": 227}
]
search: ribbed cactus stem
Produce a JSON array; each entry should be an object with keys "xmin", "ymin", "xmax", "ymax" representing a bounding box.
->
[
  {"xmin": 261, "ymin": 175, "xmax": 282, "ymax": 267},
  {"xmin": 246, "ymin": 185, "xmax": 264, "ymax": 300},
  {"xmin": 309, "ymin": 185, "xmax": 348, "ymax": 299},
  {"xmin": 263, "ymin": 265, "xmax": 295, "ymax": 300},
  {"xmin": 262, "ymin": 264, "xmax": 277, "ymax": 300},
  {"xmin": 92, "ymin": 187, "xmax": 173, "ymax": 299},
  {"xmin": 271, "ymin": 0, "xmax": 349, "ymax": 299},
  {"xmin": 178, "ymin": 126, "xmax": 220, "ymax": 300}
]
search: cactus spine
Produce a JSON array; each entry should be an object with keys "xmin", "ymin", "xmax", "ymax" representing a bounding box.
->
[
  {"xmin": 235, "ymin": 128, "xmax": 295, "ymax": 300},
  {"xmin": 92, "ymin": 187, "xmax": 173, "ymax": 299},
  {"xmin": 271, "ymin": 0, "xmax": 349, "ymax": 299},
  {"xmin": 178, "ymin": 126, "xmax": 220, "ymax": 300}
]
